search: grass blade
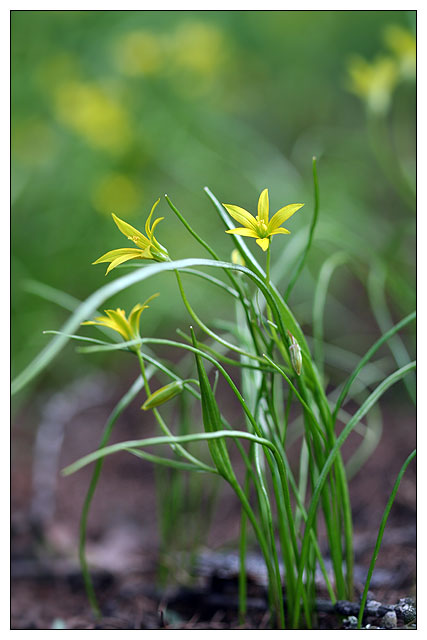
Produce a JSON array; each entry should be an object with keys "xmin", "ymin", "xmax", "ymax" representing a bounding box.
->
[
  {"xmin": 357, "ymin": 449, "xmax": 416, "ymax": 628},
  {"xmin": 285, "ymin": 156, "xmax": 320, "ymax": 301}
]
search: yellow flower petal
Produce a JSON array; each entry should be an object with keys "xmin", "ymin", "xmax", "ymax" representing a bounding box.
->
[
  {"xmin": 257, "ymin": 188, "xmax": 269, "ymax": 224},
  {"xmin": 93, "ymin": 248, "xmax": 143, "ymax": 265},
  {"xmin": 81, "ymin": 316, "xmax": 121, "ymax": 333},
  {"xmin": 105, "ymin": 251, "xmax": 144, "ymax": 274},
  {"xmin": 225, "ymin": 227, "xmax": 259, "ymax": 238},
  {"xmin": 268, "ymin": 203, "xmax": 304, "ymax": 233},
  {"xmin": 145, "ymin": 198, "xmax": 161, "ymax": 237},
  {"xmin": 222, "ymin": 204, "xmax": 258, "ymax": 231},
  {"xmin": 112, "ymin": 213, "xmax": 149, "ymax": 248},
  {"xmin": 147, "ymin": 216, "xmax": 164, "ymax": 239},
  {"xmin": 256, "ymin": 237, "xmax": 270, "ymax": 251},
  {"xmin": 127, "ymin": 293, "xmax": 160, "ymax": 336},
  {"xmin": 104, "ymin": 309, "xmax": 132, "ymax": 340},
  {"xmin": 269, "ymin": 227, "xmax": 291, "ymax": 236},
  {"xmin": 142, "ymin": 292, "xmax": 160, "ymax": 307},
  {"xmin": 82, "ymin": 299, "xmax": 157, "ymax": 349}
]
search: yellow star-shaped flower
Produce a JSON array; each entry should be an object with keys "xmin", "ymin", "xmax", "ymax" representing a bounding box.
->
[
  {"xmin": 93, "ymin": 198, "xmax": 169, "ymax": 275},
  {"xmin": 223, "ymin": 189, "xmax": 304, "ymax": 251},
  {"xmin": 81, "ymin": 294, "xmax": 159, "ymax": 351}
]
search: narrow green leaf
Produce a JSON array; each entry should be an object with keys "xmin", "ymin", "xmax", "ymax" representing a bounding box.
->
[
  {"xmin": 357, "ymin": 449, "xmax": 416, "ymax": 628},
  {"xmin": 12, "ymin": 258, "xmax": 289, "ymax": 395},
  {"xmin": 285, "ymin": 156, "xmax": 320, "ymax": 301},
  {"xmin": 312, "ymin": 252, "xmax": 349, "ymax": 380},
  {"xmin": 333, "ymin": 311, "xmax": 416, "ymax": 422},
  {"xmin": 191, "ymin": 328, "xmax": 235, "ymax": 480},
  {"xmin": 292, "ymin": 361, "xmax": 416, "ymax": 628},
  {"xmin": 62, "ymin": 430, "xmax": 277, "ymax": 477}
]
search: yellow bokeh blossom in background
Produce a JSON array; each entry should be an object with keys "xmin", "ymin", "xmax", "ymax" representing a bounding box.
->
[
  {"xmin": 91, "ymin": 173, "xmax": 142, "ymax": 217},
  {"xmin": 347, "ymin": 55, "xmax": 398, "ymax": 114},
  {"xmin": 113, "ymin": 30, "xmax": 165, "ymax": 76},
  {"xmin": 383, "ymin": 24, "xmax": 416, "ymax": 80},
  {"xmin": 53, "ymin": 80, "xmax": 132, "ymax": 154}
]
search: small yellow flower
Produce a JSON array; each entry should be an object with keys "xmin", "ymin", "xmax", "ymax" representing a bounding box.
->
[
  {"xmin": 347, "ymin": 55, "xmax": 398, "ymax": 114},
  {"xmin": 81, "ymin": 294, "xmax": 159, "ymax": 351},
  {"xmin": 223, "ymin": 189, "xmax": 304, "ymax": 252},
  {"xmin": 93, "ymin": 198, "xmax": 169, "ymax": 275},
  {"xmin": 383, "ymin": 25, "xmax": 416, "ymax": 80}
]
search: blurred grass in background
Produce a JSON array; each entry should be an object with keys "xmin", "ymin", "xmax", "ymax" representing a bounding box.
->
[{"xmin": 11, "ymin": 10, "xmax": 415, "ymax": 397}]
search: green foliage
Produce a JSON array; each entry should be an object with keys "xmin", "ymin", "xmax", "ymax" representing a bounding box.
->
[
  {"xmin": 12, "ymin": 10, "xmax": 415, "ymax": 386},
  {"xmin": 12, "ymin": 160, "xmax": 415, "ymax": 627}
]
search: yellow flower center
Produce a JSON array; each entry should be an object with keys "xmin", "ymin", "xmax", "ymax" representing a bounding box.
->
[{"xmin": 257, "ymin": 220, "xmax": 268, "ymax": 236}]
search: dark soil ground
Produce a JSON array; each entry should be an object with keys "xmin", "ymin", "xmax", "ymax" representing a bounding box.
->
[{"xmin": 11, "ymin": 370, "xmax": 416, "ymax": 630}]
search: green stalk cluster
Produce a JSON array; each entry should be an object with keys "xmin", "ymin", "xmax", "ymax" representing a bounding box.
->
[{"xmin": 12, "ymin": 161, "xmax": 416, "ymax": 629}]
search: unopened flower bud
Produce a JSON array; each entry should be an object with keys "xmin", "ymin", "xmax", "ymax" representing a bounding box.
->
[
  {"xmin": 287, "ymin": 331, "xmax": 302, "ymax": 376},
  {"xmin": 142, "ymin": 380, "xmax": 184, "ymax": 410}
]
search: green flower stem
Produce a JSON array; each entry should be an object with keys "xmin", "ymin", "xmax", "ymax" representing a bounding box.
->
[
  {"xmin": 136, "ymin": 350, "xmax": 216, "ymax": 474},
  {"xmin": 78, "ymin": 374, "xmax": 147, "ymax": 618},
  {"xmin": 271, "ymin": 434, "xmax": 337, "ymax": 604},
  {"xmin": 238, "ymin": 459, "xmax": 250, "ymax": 624},
  {"xmin": 263, "ymin": 356, "xmax": 326, "ymax": 444},
  {"xmin": 264, "ymin": 244, "xmax": 282, "ymax": 348},
  {"xmin": 295, "ymin": 373, "xmax": 347, "ymax": 600},
  {"xmin": 266, "ymin": 243, "xmax": 271, "ymax": 286},
  {"xmin": 357, "ymin": 449, "xmax": 416, "ymax": 628},
  {"xmin": 291, "ymin": 361, "xmax": 416, "ymax": 628},
  {"xmin": 252, "ymin": 442, "xmax": 286, "ymax": 627},
  {"xmin": 230, "ymin": 476, "xmax": 285, "ymax": 628},
  {"xmin": 63, "ymin": 428, "xmax": 294, "ymax": 627},
  {"xmin": 175, "ymin": 328, "xmax": 275, "ymax": 373},
  {"xmin": 165, "ymin": 195, "xmax": 265, "ymax": 357},
  {"xmin": 174, "ymin": 269, "xmax": 266, "ymax": 364},
  {"xmin": 135, "ymin": 341, "xmax": 308, "ymax": 611}
]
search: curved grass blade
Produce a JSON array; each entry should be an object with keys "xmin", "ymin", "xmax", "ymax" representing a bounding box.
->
[
  {"xmin": 78, "ymin": 373, "xmax": 147, "ymax": 617},
  {"xmin": 368, "ymin": 262, "xmax": 416, "ymax": 403},
  {"xmin": 312, "ymin": 252, "xmax": 349, "ymax": 381},
  {"xmin": 125, "ymin": 448, "xmax": 206, "ymax": 472},
  {"xmin": 285, "ymin": 156, "xmax": 320, "ymax": 301},
  {"xmin": 292, "ymin": 361, "xmax": 416, "ymax": 628},
  {"xmin": 181, "ymin": 268, "xmax": 239, "ymax": 299},
  {"xmin": 63, "ymin": 431, "xmax": 277, "ymax": 478},
  {"xmin": 357, "ymin": 449, "xmax": 416, "ymax": 628},
  {"xmin": 332, "ymin": 311, "xmax": 416, "ymax": 422},
  {"xmin": 24, "ymin": 279, "xmax": 82, "ymax": 312},
  {"xmin": 12, "ymin": 258, "xmax": 290, "ymax": 395}
]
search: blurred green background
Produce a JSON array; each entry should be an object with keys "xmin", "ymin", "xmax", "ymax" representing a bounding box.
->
[{"xmin": 11, "ymin": 10, "xmax": 415, "ymax": 396}]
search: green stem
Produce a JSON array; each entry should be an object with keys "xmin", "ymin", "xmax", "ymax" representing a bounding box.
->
[
  {"xmin": 291, "ymin": 361, "xmax": 416, "ymax": 628},
  {"xmin": 367, "ymin": 112, "xmax": 415, "ymax": 211},
  {"xmin": 165, "ymin": 195, "xmax": 265, "ymax": 356},
  {"xmin": 136, "ymin": 350, "xmax": 216, "ymax": 473},
  {"xmin": 174, "ymin": 270, "xmax": 265, "ymax": 364},
  {"xmin": 285, "ymin": 156, "xmax": 320, "ymax": 301},
  {"xmin": 78, "ymin": 374, "xmax": 146, "ymax": 618},
  {"xmin": 238, "ymin": 465, "xmax": 250, "ymax": 624},
  {"xmin": 266, "ymin": 244, "xmax": 271, "ymax": 287},
  {"xmin": 357, "ymin": 449, "xmax": 416, "ymax": 628}
]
